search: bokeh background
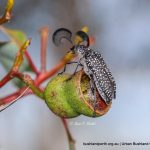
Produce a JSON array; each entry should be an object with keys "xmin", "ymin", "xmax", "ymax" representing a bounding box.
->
[{"xmin": 1, "ymin": 0, "xmax": 150, "ymax": 150}]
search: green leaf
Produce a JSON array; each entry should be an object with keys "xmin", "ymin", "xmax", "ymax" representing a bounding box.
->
[
  {"xmin": 0, "ymin": 27, "xmax": 33, "ymax": 88},
  {"xmin": 0, "ymin": 27, "xmax": 29, "ymax": 71},
  {"xmin": 0, "ymin": 42, "xmax": 31, "ymax": 88},
  {"xmin": 0, "ymin": 27, "xmax": 27, "ymax": 46},
  {"xmin": 0, "ymin": 42, "xmax": 31, "ymax": 71}
]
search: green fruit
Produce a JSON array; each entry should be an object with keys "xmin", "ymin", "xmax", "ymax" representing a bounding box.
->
[
  {"xmin": 44, "ymin": 70, "xmax": 111, "ymax": 118},
  {"xmin": 44, "ymin": 74, "xmax": 79, "ymax": 118}
]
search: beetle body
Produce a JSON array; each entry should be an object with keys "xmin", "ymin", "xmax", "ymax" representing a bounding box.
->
[
  {"xmin": 52, "ymin": 28, "xmax": 116, "ymax": 106},
  {"xmin": 75, "ymin": 45, "xmax": 116, "ymax": 105}
]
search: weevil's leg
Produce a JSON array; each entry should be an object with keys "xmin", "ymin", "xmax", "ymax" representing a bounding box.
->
[
  {"xmin": 58, "ymin": 61, "xmax": 79, "ymax": 75},
  {"xmin": 89, "ymin": 79, "xmax": 97, "ymax": 117},
  {"xmin": 73, "ymin": 61, "xmax": 81, "ymax": 75},
  {"xmin": 68, "ymin": 61, "xmax": 83, "ymax": 73},
  {"xmin": 93, "ymin": 88, "xmax": 97, "ymax": 117},
  {"xmin": 68, "ymin": 61, "xmax": 78, "ymax": 64},
  {"xmin": 58, "ymin": 64, "xmax": 67, "ymax": 75},
  {"xmin": 66, "ymin": 59, "xmax": 83, "ymax": 81}
]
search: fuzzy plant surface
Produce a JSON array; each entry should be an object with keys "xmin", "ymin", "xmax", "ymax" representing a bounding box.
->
[{"xmin": 45, "ymin": 70, "xmax": 111, "ymax": 118}]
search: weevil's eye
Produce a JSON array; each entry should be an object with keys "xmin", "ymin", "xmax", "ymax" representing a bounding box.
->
[
  {"xmin": 79, "ymin": 48, "xmax": 82, "ymax": 52},
  {"xmin": 76, "ymin": 45, "xmax": 85, "ymax": 54},
  {"xmin": 79, "ymin": 45, "xmax": 85, "ymax": 50}
]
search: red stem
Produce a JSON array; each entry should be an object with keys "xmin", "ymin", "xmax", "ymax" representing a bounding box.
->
[
  {"xmin": 61, "ymin": 118, "xmax": 75, "ymax": 150},
  {"xmin": 40, "ymin": 27, "xmax": 49, "ymax": 72},
  {"xmin": 61, "ymin": 118, "xmax": 75, "ymax": 142},
  {"xmin": 36, "ymin": 53, "xmax": 75, "ymax": 84},
  {"xmin": 0, "ymin": 87, "xmax": 32, "ymax": 106},
  {"xmin": 0, "ymin": 71, "xmax": 12, "ymax": 87},
  {"xmin": 25, "ymin": 51, "xmax": 39, "ymax": 75},
  {"xmin": 36, "ymin": 63, "xmax": 64, "ymax": 84}
]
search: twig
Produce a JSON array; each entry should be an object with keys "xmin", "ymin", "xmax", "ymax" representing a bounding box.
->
[
  {"xmin": 0, "ymin": 71, "xmax": 44, "ymax": 106},
  {"xmin": 15, "ymin": 72, "xmax": 44, "ymax": 99},
  {"xmin": 0, "ymin": 87, "xmax": 30, "ymax": 112},
  {"xmin": 0, "ymin": 87, "xmax": 32, "ymax": 106},
  {"xmin": 0, "ymin": 39, "xmax": 31, "ymax": 87},
  {"xmin": 0, "ymin": 0, "xmax": 14, "ymax": 25},
  {"xmin": 61, "ymin": 118, "xmax": 76, "ymax": 150},
  {"xmin": 40, "ymin": 26, "xmax": 49, "ymax": 72},
  {"xmin": 24, "ymin": 51, "xmax": 40, "ymax": 75},
  {"xmin": 0, "ymin": 26, "xmax": 39, "ymax": 75},
  {"xmin": 36, "ymin": 51, "xmax": 76, "ymax": 83},
  {"xmin": 0, "ymin": 72, "xmax": 12, "ymax": 87}
]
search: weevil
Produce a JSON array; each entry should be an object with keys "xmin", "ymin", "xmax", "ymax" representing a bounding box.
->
[{"xmin": 52, "ymin": 28, "xmax": 116, "ymax": 116}]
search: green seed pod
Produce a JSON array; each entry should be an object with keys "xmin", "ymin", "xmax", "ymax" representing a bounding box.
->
[
  {"xmin": 44, "ymin": 74, "xmax": 79, "ymax": 118},
  {"xmin": 44, "ymin": 70, "xmax": 111, "ymax": 118}
]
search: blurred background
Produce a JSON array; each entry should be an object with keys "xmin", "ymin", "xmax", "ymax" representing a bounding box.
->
[{"xmin": 1, "ymin": 0, "xmax": 150, "ymax": 150}]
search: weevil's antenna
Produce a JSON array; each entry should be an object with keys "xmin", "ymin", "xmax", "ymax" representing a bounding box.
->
[
  {"xmin": 52, "ymin": 28, "xmax": 73, "ymax": 47},
  {"xmin": 0, "ymin": 86, "xmax": 30, "ymax": 112},
  {"xmin": 76, "ymin": 31, "xmax": 90, "ymax": 47}
]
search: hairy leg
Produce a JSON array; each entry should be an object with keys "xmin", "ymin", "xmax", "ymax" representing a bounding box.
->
[
  {"xmin": 89, "ymin": 79, "xmax": 97, "ymax": 117},
  {"xmin": 58, "ymin": 61, "xmax": 78, "ymax": 75}
]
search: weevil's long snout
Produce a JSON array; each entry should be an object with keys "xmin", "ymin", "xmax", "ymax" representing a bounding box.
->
[{"xmin": 52, "ymin": 28, "xmax": 73, "ymax": 47}]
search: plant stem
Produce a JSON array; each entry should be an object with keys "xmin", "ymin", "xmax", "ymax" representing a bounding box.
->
[
  {"xmin": 0, "ymin": 87, "xmax": 32, "ymax": 106},
  {"xmin": 0, "ymin": 0, "xmax": 14, "ymax": 25},
  {"xmin": 14, "ymin": 72, "xmax": 44, "ymax": 99},
  {"xmin": 0, "ymin": 72, "xmax": 12, "ymax": 87},
  {"xmin": 40, "ymin": 26, "xmax": 49, "ymax": 72},
  {"xmin": 24, "ymin": 51, "xmax": 39, "ymax": 75},
  {"xmin": 0, "ymin": 39, "xmax": 31, "ymax": 87},
  {"xmin": 61, "ymin": 118, "xmax": 75, "ymax": 150},
  {"xmin": 36, "ymin": 52, "xmax": 76, "ymax": 84}
]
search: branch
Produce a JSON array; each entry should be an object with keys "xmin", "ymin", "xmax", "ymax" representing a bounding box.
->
[
  {"xmin": 36, "ymin": 51, "xmax": 76, "ymax": 84},
  {"xmin": 15, "ymin": 72, "xmax": 44, "ymax": 99},
  {"xmin": 0, "ymin": 87, "xmax": 32, "ymax": 106},
  {"xmin": 0, "ymin": 39, "xmax": 31, "ymax": 87},
  {"xmin": 0, "ymin": 0, "xmax": 14, "ymax": 25},
  {"xmin": 13, "ymin": 39, "xmax": 31, "ymax": 69},
  {"xmin": 0, "ymin": 71, "xmax": 44, "ymax": 108},
  {"xmin": 0, "ymin": 26, "xmax": 39, "ymax": 75},
  {"xmin": 39, "ymin": 26, "xmax": 49, "ymax": 72},
  {"xmin": 61, "ymin": 118, "xmax": 75, "ymax": 150},
  {"xmin": 0, "ymin": 72, "xmax": 12, "ymax": 88},
  {"xmin": 24, "ymin": 51, "xmax": 40, "ymax": 75},
  {"xmin": 0, "ymin": 87, "xmax": 30, "ymax": 112}
]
